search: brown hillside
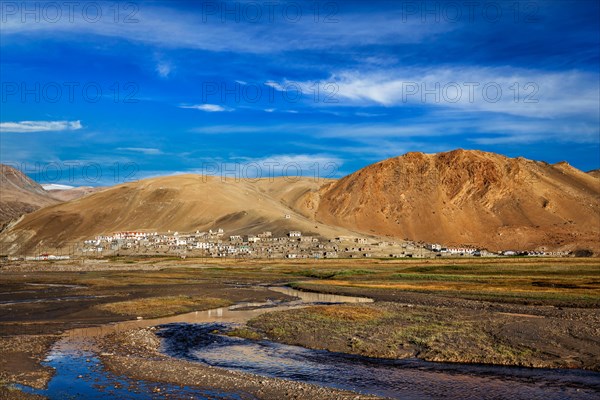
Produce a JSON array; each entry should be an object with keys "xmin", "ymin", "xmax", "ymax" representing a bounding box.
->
[
  {"xmin": 0, "ymin": 175, "xmax": 358, "ymax": 254},
  {"xmin": 314, "ymin": 150, "xmax": 600, "ymax": 252},
  {"xmin": 0, "ymin": 164, "xmax": 59, "ymax": 230},
  {"xmin": 47, "ymin": 186, "xmax": 106, "ymax": 202},
  {"xmin": 1, "ymin": 151, "xmax": 598, "ymax": 255}
]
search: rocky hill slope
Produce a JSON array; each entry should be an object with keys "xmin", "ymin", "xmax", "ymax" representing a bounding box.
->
[
  {"xmin": 0, "ymin": 174, "xmax": 356, "ymax": 254},
  {"xmin": 0, "ymin": 164, "xmax": 59, "ymax": 230},
  {"xmin": 313, "ymin": 150, "xmax": 600, "ymax": 252}
]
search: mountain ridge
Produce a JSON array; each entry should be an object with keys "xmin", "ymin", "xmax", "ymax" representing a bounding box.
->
[
  {"xmin": 314, "ymin": 149, "xmax": 599, "ymax": 252},
  {"xmin": 1, "ymin": 150, "xmax": 598, "ymax": 254}
]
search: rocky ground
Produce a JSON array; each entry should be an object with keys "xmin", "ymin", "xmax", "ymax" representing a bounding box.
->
[
  {"xmin": 0, "ymin": 335, "xmax": 57, "ymax": 389},
  {"xmin": 0, "ymin": 386, "xmax": 47, "ymax": 399}
]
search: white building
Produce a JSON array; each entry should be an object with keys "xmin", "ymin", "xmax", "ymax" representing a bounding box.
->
[
  {"xmin": 247, "ymin": 236, "xmax": 261, "ymax": 243},
  {"xmin": 426, "ymin": 243, "xmax": 442, "ymax": 251}
]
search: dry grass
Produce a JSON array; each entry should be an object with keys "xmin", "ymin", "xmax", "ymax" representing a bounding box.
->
[
  {"xmin": 304, "ymin": 305, "xmax": 386, "ymax": 322},
  {"xmin": 96, "ymin": 296, "xmax": 232, "ymax": 318},
  {"xmin": 226, "ymin": 327, "xmax": 263, "ymax": 340},
  {"xmin": 286, "ymin": 259, "xmax": 600, "ymax": 305},
  {"xmin": 242, "ymin": 301, "xmax": 599, "ymax": 370}
]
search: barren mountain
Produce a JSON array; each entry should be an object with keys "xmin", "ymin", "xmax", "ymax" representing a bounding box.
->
[
  {"xmin": 588, "ymin": 169, "xmax": 600, "ymax": 179},
  {"xmin": 1, "ymin": 151, "xmax": 598, "ymax": 255},
  {"xmin": 0, "ymin": 174, "xmax": 357, "ymax": 254},
  {"xmin": 46, "ymin": 186, "xmax": 106, "ymax": 202},
  {"xmin": 313, "ymin": 150, "xmax": 600, "ymax": 252},
  {"xmin": 0, "ymin": 164, "xmax": 59, "ymax": 230}
]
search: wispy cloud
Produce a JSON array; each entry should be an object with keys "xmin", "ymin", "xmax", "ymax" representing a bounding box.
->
[
  {"xmin": 180, "ymin": 104, "xmax": 232, "ymax": 112},
  {"xmin": 261, "ymin": 108, "xmax": 298, "ymax": 114},
  {"xmin": 148, "ymin": 153, "xmax": 344, "ymax": 180},
  {"xmin": 355, "ymin": 112, "xmax": 387, "ymax": 117},
  {"xmin": 274, "ymin": 67, "xmax": 600, "ymax": 119},
  {"xmin": 0, "ymin": 120, "xmax": 82, "ymax": 133},
  {"xmin": 190, "ymin": 124, "xmax": 289, "ymax": 135},
  {"xmin": 156, "ymin": 61, "xmax": 172, "ymax": 78},
  {"xmin": 117, "ymin": 147, "xmax": 163, "ymax": 155},
  {"xmin": 223, "ymin": 154, "xmax": 344, "ymax": 179},
  {"xmin": 0, "ymin": 5, "xmax": 450, "ymax": 54}
]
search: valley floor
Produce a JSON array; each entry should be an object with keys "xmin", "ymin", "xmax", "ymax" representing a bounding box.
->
[{"xmin": 0, "ymin": 257, "xmax": 598, "ymax": 398}]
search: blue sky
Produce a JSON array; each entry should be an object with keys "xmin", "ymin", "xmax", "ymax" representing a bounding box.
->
[{"xmin": 1, "ymin": 0, "xmax": 599, "ymax": 185}]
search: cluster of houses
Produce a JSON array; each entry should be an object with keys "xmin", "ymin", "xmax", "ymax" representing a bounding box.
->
[
  {"xmin": 424, "ymin": 243, "xmax": 569, "ymax": 257},
  {"xmin": 0, "ymin": 228, "xmax": 572, "ymax": 262},
  {"xmin": 80, "ymin": 229, "xmax": 447, "ymax": 259},
  {"xmin": 71, "ymin": 229, "xmax": 571, "ymax": 259},
  {"xmin": 82, "ymin": 229, "xmax": 360, "ymax": 259}
]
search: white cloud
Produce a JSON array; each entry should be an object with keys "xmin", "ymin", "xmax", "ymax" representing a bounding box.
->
[
  {"xmin": 316, "ymin": 118, "xmax": 599, "ymax": 144},
  {"xmin": 117, "ymin": 147, "xmax": 163, "ymax": 155},
  {"xmin": 355, "ymin": 112, "xmax": 387, "ymax": 117},
  {"xmin": 156, "ymin": 61, "xmax": 172, "ymax": 78},
  {"xmin": 148, "ymin": 153, "xmax": 344, "ymax": 180},
  {"xmin": 189, "ymin": 125, "xmax": 252, "ymax": 134},
  {"xmin": 0, "ymin": 6, "xmax": 450, "ymax": 54},
  {"xmin": 274, "ymin": 67, "xmax": 600, "ymax": 119},
  {"xmin": 264, "ymin": 81, "xmax": 285, "ymax": 91},
  {"xmin": 232, "ymin": 154, "xmax": 344, "ymax": 179},
  {"xmin": 0, "ymin": 120, "xmax": 82, "ymax": 133},
  {"xmin": 180, "ymin": 104, "xmax": 232, "ymax": 112},
  {"xmin": 262, "ymin": 108, "xmax": 297, "ymax": 114}
]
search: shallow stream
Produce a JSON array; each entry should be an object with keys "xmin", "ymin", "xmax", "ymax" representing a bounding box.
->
[{"xmin": 19, "ymin": 287, "xmax": 600, "ymax": 399}]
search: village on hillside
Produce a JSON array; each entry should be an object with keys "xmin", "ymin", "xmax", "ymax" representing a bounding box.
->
[{"xmin": 5, "ymin": 228, "xmax": 570, "ymax": 261}]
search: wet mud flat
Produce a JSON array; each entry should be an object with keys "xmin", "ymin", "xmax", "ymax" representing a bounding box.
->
[
  {"xmin": 0, "ymin": 262, "xmax": 294, "ymax": 393},
  {"xmin": 16, "ymin": 288, "xmax": 382, "ymax": 399}
]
